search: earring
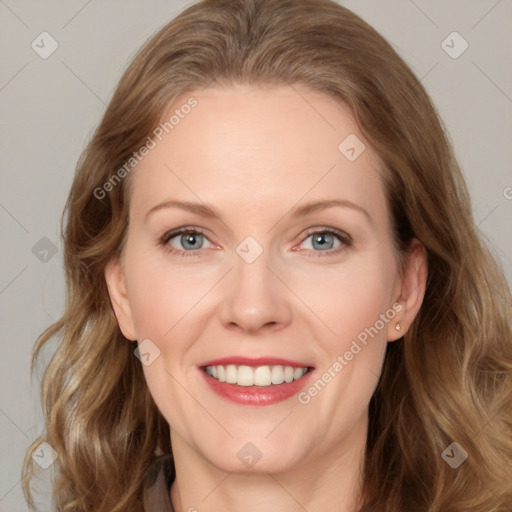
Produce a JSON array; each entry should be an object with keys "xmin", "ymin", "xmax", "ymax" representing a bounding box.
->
[{"xmin": 395, "ymin": 323, "xmax": 401, "ymax": 331}]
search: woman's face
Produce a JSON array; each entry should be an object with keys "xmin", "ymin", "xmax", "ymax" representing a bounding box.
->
[{"xmin": 105, "ymin": 83, "xmax": 426, "ymax": 475}]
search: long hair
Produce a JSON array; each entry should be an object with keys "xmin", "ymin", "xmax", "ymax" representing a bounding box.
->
[{"xmin": 22, "ymin": 0, "xmax": 512, "ymax": 510}]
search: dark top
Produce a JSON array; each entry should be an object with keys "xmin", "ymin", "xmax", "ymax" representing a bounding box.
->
[{"xmin": 143, "ymin": 454, "xmax": 175, "ymax": 511}]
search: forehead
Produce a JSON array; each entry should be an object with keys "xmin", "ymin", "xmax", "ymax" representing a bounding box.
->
[{"xmin": 127, "ymin": 83, "xmax": 387, "ymax": 226}]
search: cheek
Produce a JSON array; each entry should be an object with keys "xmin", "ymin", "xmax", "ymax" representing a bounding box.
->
[
  {"xmin": 297, "ymin": 254, "xmax": 397, "ymax": 346},
  {"xmin": 125, "ymin": 249, "xmax": 207, "ymax": 342},
  {"xmin": 305, "ymin": 255, "xmax": 396, "ymax": 415},
  {"xmin": 124, "ymin": 255, "xmax": 203, "ymax": 427}
]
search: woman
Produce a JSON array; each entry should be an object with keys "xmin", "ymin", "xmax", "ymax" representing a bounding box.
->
[{"xmin": 22, "ymin": 0, "xmax": 512, "ymax": 511}]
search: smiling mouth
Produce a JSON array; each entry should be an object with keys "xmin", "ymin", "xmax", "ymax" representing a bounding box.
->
[{"xmin": 203, "ymin": 364, "xmax": 311, "ymax": 387}]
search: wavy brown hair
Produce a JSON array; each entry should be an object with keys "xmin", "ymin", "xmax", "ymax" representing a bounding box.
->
[{"xmin": 22, "ymin": 0, "xmax": 512, "ymax": 510}]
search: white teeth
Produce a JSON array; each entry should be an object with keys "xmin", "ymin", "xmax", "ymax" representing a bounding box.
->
[
  {"xmin": 204, "ymin": 364, "xmax": 308, "ymax": 387},
  {"xmin": 271, "ymin": 365, "xmax": 285, "ymax": 384},
  {"xmin": 284, "ymin": 366, "xmax": 294, "ymax": 383},
  {"xmin": 293, "ymin": 367, "xmax": 304, "ymax": 380},
  {"xmin": 225, "ymin": 364, "xmax": 237, "ymax": 384},
  {"xmin": 253, "ymin": 365, "xmax": 272, "ymax": 386},
  {"xmin": 237, "ymin": 365, "xmax": 254, "ymax": 386}
]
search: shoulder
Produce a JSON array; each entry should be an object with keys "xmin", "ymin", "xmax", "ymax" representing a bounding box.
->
[{"xmin": 143, "ymin": 453, "xmax": 175, "ymax": 512}]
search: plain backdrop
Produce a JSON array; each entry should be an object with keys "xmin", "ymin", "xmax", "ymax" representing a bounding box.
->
[{"xmin": 0, "ymin": 0, "xmax": 511, "ymax": 510}]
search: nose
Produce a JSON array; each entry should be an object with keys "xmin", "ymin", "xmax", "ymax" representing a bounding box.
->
[{"xmin": 218, "ymin": 245, "xmax": 292, "ymax": 335}]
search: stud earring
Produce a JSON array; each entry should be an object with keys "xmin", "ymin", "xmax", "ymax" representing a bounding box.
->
[{"xmin": 395, "ymin": 323, "xmax": 401, "ymax": 331}]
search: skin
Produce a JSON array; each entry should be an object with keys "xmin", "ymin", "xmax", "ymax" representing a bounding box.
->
[{"xmin": 105, "ymin": 83, "xmax": 427, "ymax": 512}]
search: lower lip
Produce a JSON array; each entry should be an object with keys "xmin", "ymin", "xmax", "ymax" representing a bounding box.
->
[{"xmin": 201, "ymin": 368, "xmax": 314, "ymax": 406}]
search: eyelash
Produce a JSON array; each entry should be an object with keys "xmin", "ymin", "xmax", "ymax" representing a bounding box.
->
[{"xmin": 157, "ymin": 226, "xmax": 352, "ymax": 258}]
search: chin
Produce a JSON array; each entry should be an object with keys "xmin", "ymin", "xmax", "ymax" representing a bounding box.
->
[{"xmin": 201, "ymin": 437, "xmax": 307, "ymax": 475}]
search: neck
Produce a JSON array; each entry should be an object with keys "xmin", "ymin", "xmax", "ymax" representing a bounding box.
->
[{"xmin": 169, "ymin": 416, "xmax": 367, "ymax": 512}]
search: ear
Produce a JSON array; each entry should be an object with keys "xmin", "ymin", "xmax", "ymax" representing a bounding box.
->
[
  {"xmin": 387, "ymin": 238, "xmax": 428, "ymax": 342},
  {"xmin": 104, "ymin": 256, "xmax": 137, "ymax": 341}
]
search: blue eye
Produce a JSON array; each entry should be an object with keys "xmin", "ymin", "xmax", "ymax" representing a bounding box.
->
[
  {"xmin": 158, "ymin": 227, "xmax": 352, "ymax": 258},
  {"xmin": 303, "ymin": 231, "xmax": 340, "ymax": 251},
  {"xmin": 295, "ymin": 228, "xmax": 352, "ymax": 257},
  {"xmin": 160, "ymin": 228, "xmax": 213, "ymax": 257}
]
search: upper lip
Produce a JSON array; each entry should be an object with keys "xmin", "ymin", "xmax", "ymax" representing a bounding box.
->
[{"xmin": 200, "ymin": 356, "xmax": 313, "ymax": 368}]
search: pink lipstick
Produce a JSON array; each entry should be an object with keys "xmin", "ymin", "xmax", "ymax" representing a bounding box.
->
[{"xmin": 199, "ymin": 356, "xmax": 314, "ymax": 406}]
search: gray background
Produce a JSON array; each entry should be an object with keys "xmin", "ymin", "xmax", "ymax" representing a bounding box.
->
[{"xmin": 1, "ymin": 0, "xmax": 511, "ymax": 510}]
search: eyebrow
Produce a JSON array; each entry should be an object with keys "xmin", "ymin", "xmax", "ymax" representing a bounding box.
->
[{"xmin": 144, "ymin": 198, "xmax": 372, "ymax": 225}]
